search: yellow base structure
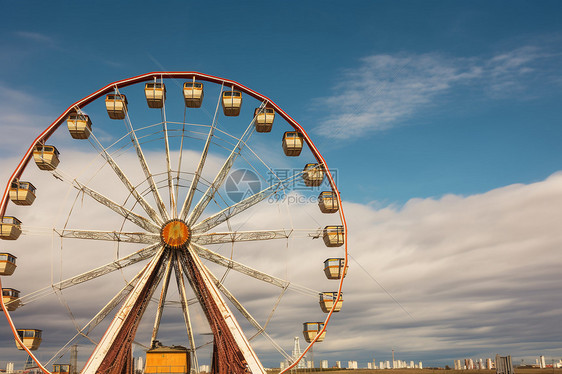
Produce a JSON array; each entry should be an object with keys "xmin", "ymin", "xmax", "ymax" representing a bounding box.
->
[{"xmin": 145, "ymin": 343, "xmax": 190, "ymax": 374}]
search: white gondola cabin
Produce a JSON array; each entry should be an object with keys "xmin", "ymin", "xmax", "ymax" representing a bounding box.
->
[
  {"xmin": 0, "ymin": 253, "xmax": 17, "ymax": 276},
  {"xmin": 323, "ymin": 258, "xmax": 347, "ymax": 280},
  {"xmin": 303, "ymin": 163, "xmax": 324, "ymax": 187},
  {"xmin": 222, "ymin": 90, "xmax": 242, "ymax": 116},
  {"xmin": 2, "ymin": 288, "xmax": 21, "ymax": 311},
  {"xmin": 33, "ymin": 145, "xmax": 60, "ymax": 170},
  {"xmin": 66, "ymin": 112, "xmax": 92, "ymax": 139},
  {"xmin": 282, "ymin": 131, "xmax": 304, "ymax": 156},
  {"xmin": 16, "ymin": 329, "xmax": 42, "ymax": 350},
  {"xmin": 318, "ymin": 191, "xmax": 339, "ymax": 213},
  {"xmin": 183, "ymin": 82, "xmax": 204, "ymax": 108},
  {"xmin": 303, "ymin": 322, "xmax": 326, "ymax": 343},
  {"xmin": 53, "ymin": 364, "xmax": 71, "ymax": 374},
  {"xmin": 0, "ymin": 217, "xmax": 22, "ymax": 240},
  {"xmin": 105, "ymin": 94, "xmax": 128, "ymax": 119},
  {"xmin": 9, "ymin": 181, "xmax": 36, "ymax": 206},
  {"xmin": 319, "ymin": 291, "xmax": 343, "ymax": 313},
  {"xmin": 145, "ymin": 83, "xmax": 166, "ymax": 108},
  {"xmin": 323, "ymin": 225, "xmax": 344, "ymax": 247},
  {"xmin": 254, "ymin": 107, "xmax": 275, "ymax": 133}
]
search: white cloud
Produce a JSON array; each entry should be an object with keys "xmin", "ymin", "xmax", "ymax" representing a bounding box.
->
[
  {"xmin": 2, "ymin": 77, "xmax": 561, "ymax": 369},
  {"xmin": 330, "ymin": 172, "xmax": 562, "ymax": 362},
  {"xmin": 315, "ymin": 45, "xmax": 555, "ymax": 139},
  {"xmin": 14, "ymin": 31, "xmax": 57, "ymax": 46},
  {"xmin": 4, "ymin": 152, "xmax": 562, "ymax": 367}
]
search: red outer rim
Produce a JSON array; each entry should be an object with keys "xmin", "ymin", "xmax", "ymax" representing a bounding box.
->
[{"xmin": 0, "ymin": 72, "xmax": 348, "ymax": 374}]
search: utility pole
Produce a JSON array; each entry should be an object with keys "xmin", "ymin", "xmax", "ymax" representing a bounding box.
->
[{"xmin": 70, "ymin": 345, "xmax": 78, "ymax": 374}]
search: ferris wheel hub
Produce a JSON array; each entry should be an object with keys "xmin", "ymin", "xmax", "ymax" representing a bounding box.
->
[{"xmin": 160, "ymin": 219, "xmax": 191, "ymax": 249}]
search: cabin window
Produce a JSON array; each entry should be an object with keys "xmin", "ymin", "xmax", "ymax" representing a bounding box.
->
[
  {"xmin": 0, "ymin": 254, "xmax": 15, "ymax": 262},
  {"xmin": 18, "ymin": 330, "xmax": 40, "ymax": 338},
  {"xmin": 1, "ymin": 217, "xmax": 21, "ymax": 225},
  {"xmin": 3, "ymin": 289, "xmax": 19, "ymax": 297}
]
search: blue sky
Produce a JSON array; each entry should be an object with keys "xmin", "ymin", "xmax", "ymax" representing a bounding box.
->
[
  {"xmin": 1, "ymin": 0, "xmax": 562, "ymax": 370},
  {"xmin": 2, "ymin": 1, "xmax": 562, "ymax": 205}
]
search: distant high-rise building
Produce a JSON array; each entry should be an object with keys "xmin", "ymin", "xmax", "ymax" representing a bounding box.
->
[
  {"xmin": 419, "ymin": 361, "xmax": 423, "ymax": 369},
  {"xmin": 336, "ymin": 361, "xmax": 341, "ymax": 368},
  {"xmin": 321, "ymin": 360, "xmax": 329, "ymax": 369},
  {"xmin": 495, "ymin": 354, "xmax": 514, "ymax": 374},
  {"xmin": 386, "ymin": 360, "xmax": 391, "ymax": 369},
  {"xmin": 6, "ymin": 363, "xmax": 14, "ymax": 374},
  {"xmin": 454, "ymin": 360, "xmax": 462, "ymax": 370},
  {"xmin": 380, "ymin": 361, "xmax": 385, "ymax": 369},
  {"xmin": 487, "ymin": 358, "xmax": 493, "ymax": 369},
  {"xmin": 347, "ymin": 361, "xmax": 358, "ymax": 369},
  {"xmin": 540, "ymin": 356, "xmax": 546, "ymax": 369},
  {"xmin": 136, "ymin": 357, "xmax": 144, "ymax": 373}
]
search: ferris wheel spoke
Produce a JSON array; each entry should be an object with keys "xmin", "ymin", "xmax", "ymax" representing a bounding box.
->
[
  {"xmin": 179, "ymin": 83, "xmax": 224, "ymax": 221},
  {"xmin": 192, "ymin": 228, "xmax": 319, "ymax": 245},
  {"xmin": 190, "ymin": 243, "xmax": 285, "ymax": 289},
  {"xmin": 54, "ymin": 228, "xmax": 160, "ymax": 244},
  {"xmin": 191, "ymin": 171, "xmax": 304, "ymax": 234},
  {"xmin": 173, "ymin": 251, "xmax": 200, "ymax": 373},
  {"xmin": 47, "ymin": 170, "xmax": 161, "ymax": 233},
  {"xmin": 76, "ymin": 183, "xmax": 161, "ymax": 234},
  {"xmin": 150, "ymin": 254, "xmax": 174, "ymax": 346},
  {"xmin": 88, "ymin": 130, "xmax": 164, "ymax": 225},
  {"xmin": 185, "ymin": 101, "xmax": 266, "ymax": 226},
  {"xmin": 81, "ymin": 247, "xmax": 167, "ymax": 374},
  {"xmin": 18, "ymin": 243, "xmax": 162, "ymax": 305},
  {"xmin": 161, "ymin": 96, "xmax": 177, "ymax": 217},
  {"xmin": 122, "ymin": 106, "xmax": 170, "ymax": 221},
  {"xmin": 206, "ymin": 270, "xmax": 292, "ymax": 361},
  {"xmin": 191, "ymin": 243, "xmax": 319, "ymax": 297}
]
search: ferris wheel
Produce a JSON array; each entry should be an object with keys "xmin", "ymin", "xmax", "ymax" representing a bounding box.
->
[{"xmin": 0, "ymin": 72, "xmax": 348, "ymax": 374}]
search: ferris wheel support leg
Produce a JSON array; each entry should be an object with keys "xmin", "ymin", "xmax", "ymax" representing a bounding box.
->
[
  {"xmin": 81, "ymin": 247, "xmax": 166, "ymax": 374},
  {"xmin": 181, "ymin": 246, "xmax": 266, "ymax": 374},
  {"xmin": 172, "ymin": 251, "xmax": 200, "ymax": 374}
]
